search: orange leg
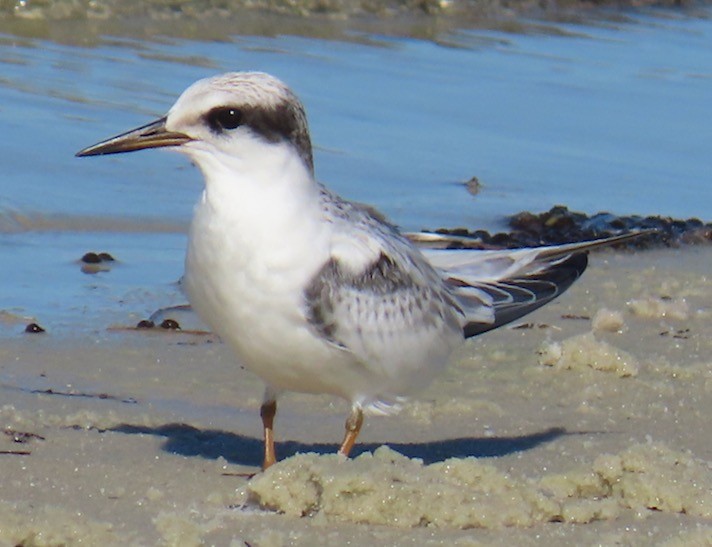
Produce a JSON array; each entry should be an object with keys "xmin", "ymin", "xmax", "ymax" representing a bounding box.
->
[
  {"xmin": 260, "ymin": 400, "xmax": 277, "ymax": 470},
  {"xmin": 338, "ymin": 406, "xmax": 364, "ymax": 458}
]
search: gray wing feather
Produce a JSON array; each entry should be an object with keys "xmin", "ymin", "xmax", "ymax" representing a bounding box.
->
[
  {"xmin": 305, "ymin": 187, "xmax": 465, "ymax": 353},
  {"xmin": 459, "ymin": 252, "xmax": 588, "ymax": 337},
  {"xmin": 305, "ymin": 251, "xmax": 464, "ymax": 351},
  {"xmin": 419, "ymin": 232, "xmax": 647, "ymax": 337}
]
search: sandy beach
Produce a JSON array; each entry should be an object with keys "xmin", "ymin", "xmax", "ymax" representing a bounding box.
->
[
  {"xmin": 0, "ymin": 244, "xmax": 710, "ymax": 545},
  {"xmin": 1, "ymin": 0, "xmax": 710, "ymax": 542}
]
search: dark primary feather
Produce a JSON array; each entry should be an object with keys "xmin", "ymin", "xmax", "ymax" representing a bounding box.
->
[{"xmin": 460, "ymin": 252, "xmax": 588, "ymax": 338}]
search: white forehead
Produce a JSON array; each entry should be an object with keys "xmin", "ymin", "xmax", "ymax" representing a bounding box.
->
[{"xmin": 168, "ymin": 72, "xmax": 294, "ymax": 120}]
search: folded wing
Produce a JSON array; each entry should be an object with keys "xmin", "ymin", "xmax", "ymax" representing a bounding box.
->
[{"xmin": 415, "ymin": 232, "xmax": 646, "ymax": 338}]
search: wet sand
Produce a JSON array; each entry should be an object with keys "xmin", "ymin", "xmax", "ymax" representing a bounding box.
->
[{"xmin": 0, "ymin": 245, "xmax": 710, "ymax": 545}]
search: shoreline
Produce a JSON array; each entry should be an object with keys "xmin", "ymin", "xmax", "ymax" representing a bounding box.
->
[
  {"xmin": 1, "ymin": 0, "xmax": 709, "ymax": 45},
  {"xmin": 2, "ymin": 0, "xmax": 704, "ymax": 21}
]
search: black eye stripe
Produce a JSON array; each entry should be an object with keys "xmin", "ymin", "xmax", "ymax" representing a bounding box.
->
[
  {"xmin": 200, "ymin": 101, "xmax": 314, "ymax": 172},
  {"xmin": 205, "ymin": 107, "xmax": 243, "ymax": 132}
]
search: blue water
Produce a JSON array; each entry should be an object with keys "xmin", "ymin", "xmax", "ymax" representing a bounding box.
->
[{"xmin": 1, "ymin": 8, "xmax": 711, "ymax": 334}]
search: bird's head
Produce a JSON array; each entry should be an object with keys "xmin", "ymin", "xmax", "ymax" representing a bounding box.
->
[{"xmin": 76, "ymin": 72, "xmax": 314, "ymax": 176}]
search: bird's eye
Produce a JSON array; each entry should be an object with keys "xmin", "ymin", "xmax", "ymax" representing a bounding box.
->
[{"xmin": 206, "ymin": 107, "xmax": 243, "ymax": 132}]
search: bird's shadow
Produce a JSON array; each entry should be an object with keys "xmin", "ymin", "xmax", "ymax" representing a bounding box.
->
[{"xmin": 109, "ymin": 422, "xmax": 576, "ymax": 467}]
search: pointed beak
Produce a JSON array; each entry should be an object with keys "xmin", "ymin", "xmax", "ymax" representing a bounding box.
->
[{"xmin": 75, "ymin": 117, "xmax": 193, "ymax": 157}]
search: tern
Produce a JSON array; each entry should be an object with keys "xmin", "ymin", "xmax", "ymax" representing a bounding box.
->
[{"xmin": 77, "ymin": 72, "xmax": 641, "ymax": 469}]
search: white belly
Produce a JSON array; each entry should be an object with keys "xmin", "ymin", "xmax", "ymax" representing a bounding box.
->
[
  {"xmin": 183, "ymin": 198, "xmax": 380, "ymax": 401},
  {"xmin": 182, "ymin": 185, "xmax": 462, "ymax": 410}
]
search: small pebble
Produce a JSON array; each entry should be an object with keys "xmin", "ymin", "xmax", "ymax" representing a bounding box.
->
[
  {"xmin": 80, "ymin": 251, "xmax": 116, "ymax": 274},
  {"xmin": 81, "ymin": 252, "xmax": 101, "ymax": 264},
  {"xmin": 25, "ymin": 322, "xmax": 45, "ymax": 334},
  {"xmin": 464, "ymin": 176, "xmax": 482, "ymax": 196},
  {"xmin": 136, "ymin": 319, "xmax": 155, "ymax": 329},
  {"xmin": 160, "ymin": 319, "xmax": 181, "ymax": 330},
  {"xmin": 80, "ymin": 251, "xmax": 116, "ymax": 264}
]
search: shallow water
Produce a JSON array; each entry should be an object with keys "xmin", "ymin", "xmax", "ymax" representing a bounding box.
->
[{"xmin": 1, "ymin": 6, "xmax": 711, "ymax": 333}]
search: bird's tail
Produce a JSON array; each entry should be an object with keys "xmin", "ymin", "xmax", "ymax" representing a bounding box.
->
[{"xmin": 412, "ymin": 231, "xmax": 649, "ymax": 338}]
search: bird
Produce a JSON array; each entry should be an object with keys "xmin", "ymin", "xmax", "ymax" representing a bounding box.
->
[{"xmin": 76, "ymin": 72, "xmax": 642, "ymax": 470}]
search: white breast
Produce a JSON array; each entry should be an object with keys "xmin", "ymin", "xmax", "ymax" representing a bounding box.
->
[{"xmin": 180, "ymin": 139, "xmax": 461, "ymax": 410}]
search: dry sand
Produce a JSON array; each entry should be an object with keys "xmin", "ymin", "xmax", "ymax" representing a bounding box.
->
[{"xmin": 0, "ymin": 246, "xmax": 710, "ymax": 546}]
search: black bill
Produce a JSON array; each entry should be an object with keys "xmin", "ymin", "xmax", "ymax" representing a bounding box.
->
[{"xmin": 76, "ymin": 117, "xmax": 192, "ymax": 157}]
